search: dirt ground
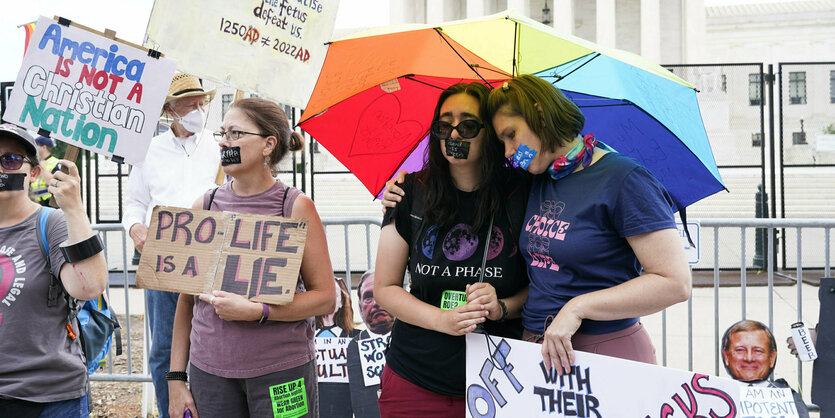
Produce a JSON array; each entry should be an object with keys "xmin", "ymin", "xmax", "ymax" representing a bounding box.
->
[{"xmin": 89, "ymin": 314, "xmax": 147, "ymax": 418}]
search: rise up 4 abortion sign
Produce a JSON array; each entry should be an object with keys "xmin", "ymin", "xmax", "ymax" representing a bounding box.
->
[
  {"xmin": 465, "ymin": 334, "xmax": 744, "ymax": 417},
  {"xmin": 3, "ymin": 16, "xmax": 176, "ymax": 164},
  {"xmin": 136, "ymin": 206, "xmax": 307, "ymax": 305}
]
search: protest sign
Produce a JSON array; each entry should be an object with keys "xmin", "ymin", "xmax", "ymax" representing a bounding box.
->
[
  {"xmin": 316, "ymin": 337, "xmax": 351, "ymax": 383},
  {"xmin": 136, "ymin": 205, "xmax": 307, "ymax": 305},
  {"xmin": 357, "ymin": 333, "xmax": 391, "ymax": 387},
  {"xmin": 3, "ymin": 16, "xmax": 176, "ymax": 164},
  {"xmin": 465, "ymin": 333, "xmax": 743, "ymax": 417},
  {"xmin": 738, "ymin": 386, "xmax": 799, "ymax": 418},
  {"xmin": 145, "ymin": 0, "xmax": 338, "ymax": 109}
]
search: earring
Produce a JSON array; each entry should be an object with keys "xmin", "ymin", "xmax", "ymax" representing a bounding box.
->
[{"xmin": 264, "ymin": 156, "xmax": 269, "ymax": 170}]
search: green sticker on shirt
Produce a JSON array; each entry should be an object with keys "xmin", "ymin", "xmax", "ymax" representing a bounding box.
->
[
  {"xmin": 269, "ymin": 377, "xmax": 308, "ymax": 418},
  {"xmin": 440, "ymin": 290, "xmax": 467, "ymax": 310}
]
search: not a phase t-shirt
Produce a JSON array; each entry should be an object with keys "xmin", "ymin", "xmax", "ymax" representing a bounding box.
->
[
  {"xmin": 382, "ymin": 173, "xmax": 528, "ymax": 397},
  {"xmin": 521, "ymin": 152, "xmax": 677, "ymax": 335}
]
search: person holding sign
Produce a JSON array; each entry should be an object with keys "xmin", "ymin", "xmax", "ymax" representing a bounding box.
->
[
  {"xmin": 0, "ymin": 123, "xmax": 107, "ymax": 416},
  {"xmin": 123, "ymin": 73, "xmax": 221, "ymax": 418},
  {"xmin": 167, "ymin": 98, "xmax": 335, "ymax": 418},
  {"xmin": 375, "ymin": 82, "xmax": 530, "ymax": 417},
  {"xmin": 722, "ymin": 320, "xmax": 809, "ymax": 417}
]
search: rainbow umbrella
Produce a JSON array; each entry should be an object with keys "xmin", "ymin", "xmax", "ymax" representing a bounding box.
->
[{"xmin": 299, "ymin": 11, "xmax": 725, "ymax": 210}]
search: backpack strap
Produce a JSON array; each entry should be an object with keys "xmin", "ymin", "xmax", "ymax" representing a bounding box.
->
[
  {"xmin": 36, "ymin": 207, "xmax": 62, "ymax": 308},
  {"xmin": 206, "ymin": 187, "xmax": 220, "ymax": 210}
]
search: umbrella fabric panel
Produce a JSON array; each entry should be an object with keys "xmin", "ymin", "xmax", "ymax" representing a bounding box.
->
[
  {"xmin": 301, "ymin": 75, "xmax": 488, "ymax": 196},
  {"xmin": 539, "ymin": 55, "xmax": 722, "ymax": 185},
  {"xmin": 563, "ymin": 90, "xmax": 726, "ymax": 210},
  {"xmin": 302, "ymin": 29, "xmax": 508, "ymax": 123}
]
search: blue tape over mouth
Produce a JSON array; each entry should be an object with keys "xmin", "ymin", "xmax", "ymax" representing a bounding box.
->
[{"xmin": 512, "ymin": 144, "xmax": 536, "ymax": 170}]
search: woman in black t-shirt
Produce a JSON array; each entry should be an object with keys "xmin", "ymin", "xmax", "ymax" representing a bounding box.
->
[{"xmin": 374, "ymin": 83, "xmax": 529, "ymax": 417}]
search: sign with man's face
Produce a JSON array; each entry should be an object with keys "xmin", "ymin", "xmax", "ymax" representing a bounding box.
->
[
  {"xmin": 722, "ymin": 329, "xmax": 777, "ymax": 382},
  {"xmin": 357, "ymin": 272, "xmax": 394, "ymax": 335}
]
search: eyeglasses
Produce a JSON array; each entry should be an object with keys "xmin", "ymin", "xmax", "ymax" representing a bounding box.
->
[
  {"xmin": 0, "ymin": 152, "xmax": 34, "ymax": 170},
  {"xmin": 213, "ymin": 130, "xmax": 268, "ymax": 142},
  {"xmin": 430, "ymin": 120, "xmax": 484, "ymax": 140}
]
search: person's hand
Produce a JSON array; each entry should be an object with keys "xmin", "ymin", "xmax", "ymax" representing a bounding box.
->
[
  {"xmin": 129, "ymin": 223, "xmax": 148, "ymax": 253},
  {"xmin": 47, "ymin": 160, "xmax": 82, "ymax": 211},
  {"xmin": 542, "ymin": 301, "xmax": 583, "ymax": 375},
  {"xmin": 169, "ymin": 380, "xmax": 198, "ymax": 418},
  {"xmin": 466, "ymin": 283, "xmax": 502, "ymax": 321},
  {"xmin": 786, "ymin": 326, "xmax": 818, "ymax": 357},
  {"xmin": 434, "ymin": 302, "xmax": 488, "ymax": 336},
  {"xmin": 380, "ymin": 170, "xmax": 408, "ymax": 209},
  {"xmin": 199, "ymin": 290, "xmax": 261, "ymax": 321}
]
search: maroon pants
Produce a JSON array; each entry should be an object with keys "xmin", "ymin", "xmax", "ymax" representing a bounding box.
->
[
  {"xmin": 378, "ymin": 366, "xmax": 466, "ymax": 418},
  {"xmin": 522, "ymin": 321, "xmax": 657, "ymax": 364}
]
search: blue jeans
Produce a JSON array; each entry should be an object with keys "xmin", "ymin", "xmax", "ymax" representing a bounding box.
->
[
  {"xmin": 146, "ymin": 289, "xmax": 180, "ymax": 418},
  {"xmin": 39, "ymin": 393, "xmax": 89, "ymax": 417}
]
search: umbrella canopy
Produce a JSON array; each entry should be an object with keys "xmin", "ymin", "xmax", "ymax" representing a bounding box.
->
[{"xmin": 299, "ymin": 10, "xmax": 725, "ymax": 210}]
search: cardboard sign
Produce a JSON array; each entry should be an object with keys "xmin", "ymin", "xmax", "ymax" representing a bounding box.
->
[
  {"xmin": 738, "ymin": 387, "xmax": 799, "ymax": 418},
  {"xmin": 144, "ymin": 0, "xmax": 338, "ymax": 109},
  {"xmin": 465, "ymin": 334, "xmax": 742, "ymax": 417},
  {"xmin": 3, "ymin": 16, "xmax": 176, "ymax": 164},
  {"xmin": 357, "ymin": 333, "xmax": 391, "ymax": 387},
  {"xmin": 316, "ymin": 337, "xmax": 351, "ymax": 383},
  {"xmin": 136, "ymin": 205, "xmax": 307, "ymax": 305}
]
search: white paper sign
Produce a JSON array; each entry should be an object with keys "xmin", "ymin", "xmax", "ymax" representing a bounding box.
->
[
  {"xmin": 144, "ymin": 0, "xmax": 338, "ymax": 109},
  {"xmin": 465, "ymin": 334, "xmax": 741, "ymax": 417},
  {"xmin": 315, "ymin": 337, "xmax": 350, "ymax": 383},
  {"xmin": 677, "ymin": 221, "xmax": 700, "ymax": 265},
  {"xmin": 738, "ymin": 386, "xmax": 799, "ymax": 418},
  {"xmin": 3, "ymin": 16, "xmax": 176, "ymax": 164},
  {"xmin": 357, "ymin": 333, "xmax": 390, "ymax": 387}
]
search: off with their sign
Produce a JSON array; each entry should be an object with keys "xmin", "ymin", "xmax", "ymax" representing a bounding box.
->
[{"xmin": 136, "ymin": 206, "xmax": 307, "ymax": 305}]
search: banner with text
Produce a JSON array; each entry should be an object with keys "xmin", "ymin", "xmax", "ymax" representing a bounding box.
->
[
  {"xmin": 465, "ymin": 334, "xmax": 744, "ymax": 417},
  {"xmin": 136, "ymin": 205, "xmax": 307, "ymax": 305},
  {"xmin": 738, "ymin": 387, "xmax": 799, "ymax": 418},
  {"xmin": 3, "ymin": 16, "xmax": 176, "ymax": 164},
  {"xmin": 357, "ymin": 333, "xmax": 390, "ymax": 387},
  {"xmin": 144, "ymin": 0, "xmax": 338, "ymax": 109},
  {"xmin": 316, "ymin": 337, "xmax": 350, "ymax": 383}
]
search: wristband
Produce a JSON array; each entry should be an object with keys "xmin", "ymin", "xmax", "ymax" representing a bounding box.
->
[
  {"xmin": 259, "ymin": 303, "xmax": 270, "ymax": 324},
  {"xmin": 165, "ymin": 370, "xmax": 188, "ymax": 381},
  {"xmin": 497, "ymin": 299, "xmax": 508, "ymax": 322},
  {"xmin": 59, "ymin": 234, "xmax": 104, "ymax": 263}
]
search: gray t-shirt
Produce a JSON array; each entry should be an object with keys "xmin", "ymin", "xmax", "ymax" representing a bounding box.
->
[{"xmin": 0, "ymin": 207, "xmax": 87, "ymax": 402}]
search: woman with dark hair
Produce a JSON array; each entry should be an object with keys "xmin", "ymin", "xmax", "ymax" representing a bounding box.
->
[
  {"xmin": 485, "ymin": 74, "xmax": 691, "ymax": 374},
  {"xmin": 374, "ymin": 82, "xmax": 529, "ymax": 417},
  {"xmin": 0, "ymin": 123, "xmax": 107, "ymax": 417},
  {"xmin": 168, "ymin": 98, "xmax": 336, "ymax": 418},
  {"xmin": 315, "ymin": 277, "xmax": 357, "ymax": 338}
]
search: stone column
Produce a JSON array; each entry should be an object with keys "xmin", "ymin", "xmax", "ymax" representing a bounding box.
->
[
  {"xmin": 596, "ymin": 0, "xmax": 616, "ymax": 48},
  {"xmin": 640, "ymin": 0, "xmax": 661, "ymax": 62}
]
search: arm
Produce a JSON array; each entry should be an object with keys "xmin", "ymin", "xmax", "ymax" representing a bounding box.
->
[
  {"xmin": 200, "ymin": 195, "xmax": 336, "ymax": 322},
  {"xmin": 374, "ymin": 222, "xmax": 488, "ymax": 336},
  {"xmin": 52, "ymin": 160, "xmax": 107, "ymax": 300},
  {"xmin": 124, "ymin": 164, "xmax": 151, "ymax": 252},
  {"xmin": 542, "ymin": 227, "xmax": 691, "ymax": 373},
  {"xmin": 168, "ymin": 293, "xmax": 198, "ymax": 418}
]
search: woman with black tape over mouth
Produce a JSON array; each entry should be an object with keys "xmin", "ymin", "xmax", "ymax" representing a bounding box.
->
[
  {"xmin": 167, "ymin": 98, "xmax": 336, "ymax": 418},
  {"xmin": 0, "ymin": 123, "xmax": 107, "ymax": 417}
]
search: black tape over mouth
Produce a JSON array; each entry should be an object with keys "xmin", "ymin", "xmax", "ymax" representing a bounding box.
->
[
  {"xmin": 221, "ymin": 147, "xmax": 242, "ymax": 166},
  {"xmin": 445, "ymin": 139, "xmax": 471, "ymax": 159},
  {"xmin": 0, "ymin": 173, "xmax": 26, "ymax": 191}
]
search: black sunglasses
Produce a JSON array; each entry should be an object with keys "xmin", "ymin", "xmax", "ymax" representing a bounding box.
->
[
  {"xmin": 430, "ymin": 120, "xmax": 484, "ymax": 140},
  {"xmin": 0, "ymin": 152, "xmax": 34, "ymax": 170}
]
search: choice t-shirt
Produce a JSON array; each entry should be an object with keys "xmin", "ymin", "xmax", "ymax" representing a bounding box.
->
[
  {"xmin": 521, "ymin": 152, "xmax": 677, "ymax": 335},
  {"xmin": 0, "ymin": 208, "xmax": 87, "ymax": 403},
  {"xmin": 383, "ymin": 172, "xmax": 529, "ymax": 397}
]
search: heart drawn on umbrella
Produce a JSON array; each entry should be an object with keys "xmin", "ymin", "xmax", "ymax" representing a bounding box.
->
[{"xmin": 349, "ymin": 94, "xmax": 424, "ymax": 156}]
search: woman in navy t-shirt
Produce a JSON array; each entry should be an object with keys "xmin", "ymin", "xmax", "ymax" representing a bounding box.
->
[{"xmin": 484, "ymin": 74, "xmax": 691, "ymax": 375}]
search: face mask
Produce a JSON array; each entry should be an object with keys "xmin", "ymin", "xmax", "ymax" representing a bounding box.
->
[
  {"xmin": 221, "ymin": 146, "xmax": 242, "ymax": 166},
  {"xmin": 0, "ymin": 173, "xmax": 26, "ymax": 191},
  {"xmin": 445, "ymin": 139, "xmax": 470, "ymax": 159},
  {"xmin": 176, "ymin": 108, "xmax": 205, "ymax": 134},
  {"xmin": 512, "ymin": 144, "xmax": 537, "ymax": 170}
]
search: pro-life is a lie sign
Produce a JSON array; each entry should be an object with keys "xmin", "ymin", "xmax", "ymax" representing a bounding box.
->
[{"xmin": 136, "ymin": 206, "xmax": 307, "ymax": 305}]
